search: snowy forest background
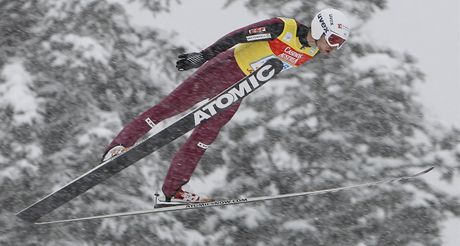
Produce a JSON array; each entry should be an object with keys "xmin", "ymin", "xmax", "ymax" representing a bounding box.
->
[{"xmin": 1, "ymin": 0, "xmax": 460, "ymax": 245}]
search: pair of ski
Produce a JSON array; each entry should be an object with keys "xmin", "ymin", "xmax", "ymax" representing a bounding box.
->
[
  {"xmin": 15, "ymin": 58, "xmax": 433, "ymax": 225},
  {"xmin": 34, "ymin": 166, "xmax": 433, "ymax": 225}
]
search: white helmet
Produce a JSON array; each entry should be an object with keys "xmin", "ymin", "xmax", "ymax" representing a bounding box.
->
[{"xmin": 311, "ymin": 8, "xmax": 351, "ymax": 49}]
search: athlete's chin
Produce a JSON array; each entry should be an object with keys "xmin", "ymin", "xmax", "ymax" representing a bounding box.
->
[{"xmin": 316, "ymin": 46, "xmax": 328, "ymax": 54}]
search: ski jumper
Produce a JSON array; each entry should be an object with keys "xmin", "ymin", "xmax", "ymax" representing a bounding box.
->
[{"xmin": 104, "ymin": 18, "xmax": 319, "ymax": 197}]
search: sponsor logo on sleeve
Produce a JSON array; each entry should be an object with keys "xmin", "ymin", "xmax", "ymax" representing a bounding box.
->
[
  {"xmin": 248, "ymin": 27, "xmax": 267, "ymax": 34},
  {"xmin": 246, "ymin": 33, "xmax": 272, "ymax": 41}
]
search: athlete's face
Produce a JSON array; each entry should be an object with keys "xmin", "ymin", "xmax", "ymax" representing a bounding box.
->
[
  {"xmin": 306, "ymin": 31, "xmax": 338, "ymax": 55},
  {"xmin": 316, "ymin": 35, "xmax": 337, "ymax": 55}
]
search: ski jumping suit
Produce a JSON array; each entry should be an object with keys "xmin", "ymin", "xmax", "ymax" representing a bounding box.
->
[{"xmin": 104, "ymin": 17, "xmax": 319, "ymax": 197}]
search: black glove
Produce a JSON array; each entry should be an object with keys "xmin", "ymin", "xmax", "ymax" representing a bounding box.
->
[{"xmin": 176, "ymin": 52, "xmax": 206, "ymax": 71}]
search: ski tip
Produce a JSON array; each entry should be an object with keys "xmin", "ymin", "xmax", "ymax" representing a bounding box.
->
[
  {"xmin": 414, "ymin": 166, "xmax": 435, "ymax": 177},
  {"xmin": 421, "ymin": 166, "xmax": 435, "ymax": 174},
  {"xmin": 425, "ymin": 166, "xmax": 435, "ymax": 173}
]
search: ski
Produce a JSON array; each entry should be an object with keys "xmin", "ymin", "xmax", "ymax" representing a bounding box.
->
[
  {"xmin": 33, "ymin": 166, "xmax": 433, "ymax": 225},
  {"xmin": 16, "ymin": 59, "xmax": 284, "ymax": 223}
]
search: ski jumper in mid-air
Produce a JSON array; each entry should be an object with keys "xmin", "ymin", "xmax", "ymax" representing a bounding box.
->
[{"xmin": 102, "ymin": 8, "xmax": 351, "ymax": 203}]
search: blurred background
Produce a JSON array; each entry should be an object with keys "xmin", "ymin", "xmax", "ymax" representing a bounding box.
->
[{"xmin": 1, "ymin": 0, "xmax": 459, "ymax": 245}]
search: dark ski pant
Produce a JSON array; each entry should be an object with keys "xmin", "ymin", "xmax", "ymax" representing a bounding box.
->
[{"xmin": 105, "ymin": 50, "xmax": 246, "ymax": 197}]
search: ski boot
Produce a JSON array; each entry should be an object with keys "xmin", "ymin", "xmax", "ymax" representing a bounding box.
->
[
  {"xmin": 154, "ymin": 187, "xmax": 213, "ymax": 208},
  {"xmin": 102, "ymin": 145, "xmax": 128, "ymax": 162}
]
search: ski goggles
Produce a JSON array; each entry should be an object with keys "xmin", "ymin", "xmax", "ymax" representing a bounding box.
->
[{"xmin": 325, "ymin": 32, "xmax": 347, "ymax": 49}]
